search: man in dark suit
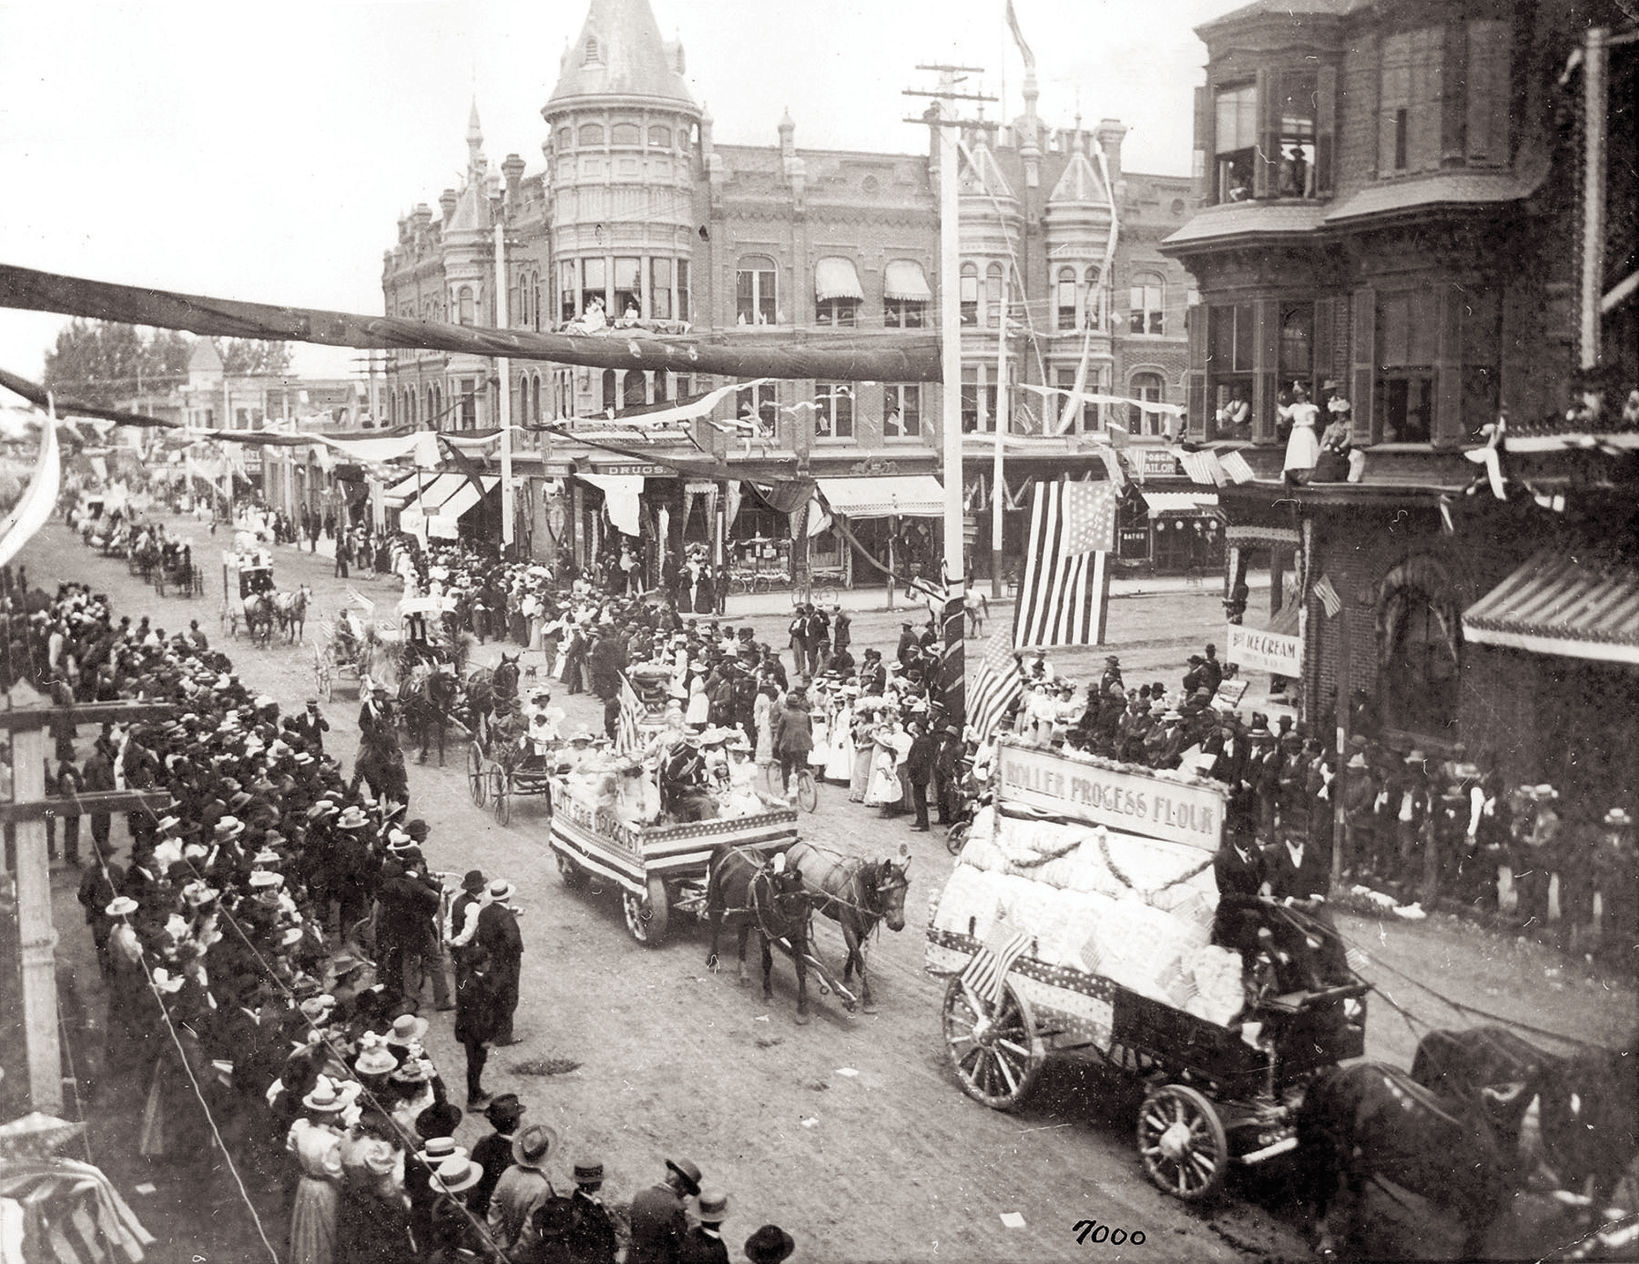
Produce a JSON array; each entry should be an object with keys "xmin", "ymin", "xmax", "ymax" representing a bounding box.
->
[
  {"xmin": 1211, "ymin": 833, "xmax": 1267, "ymax": 957},
  {"xmin": 470, "ymin": 1093, "xmax": 525, "ymax": 1218},
  {"xmin": 477, "ymin": 879, "xmax": 524, "ymax": 1045},
  {"xmin": 291, "ymin": 698, "xmax": 330, "ymax": 754},
  {"xmin": 904, "ymin": 721, "xmax": 934, "ymax": 832},
  {"xmin": 628, "ymin": 1158, "xmax": 700, "ymax": 1264},
  {"xmin": 566, "ymin": 1157, "xmax": 621, "ymax": 1264},
  {"xmin": 679, "ymin": 1190, "xmax": 730, "ymax": 1264},
  {"xmin": 590, "ymin": 626, "xmax": 629, "ymax": 701},
  {"xmin": 81, "ymin": 740, "xmax": 115, "ymax": 860}
]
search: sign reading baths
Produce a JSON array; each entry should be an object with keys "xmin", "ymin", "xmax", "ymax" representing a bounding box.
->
[{"xmin": 996, "ymin": 743, "xmax": 1224, "ymax": 853}]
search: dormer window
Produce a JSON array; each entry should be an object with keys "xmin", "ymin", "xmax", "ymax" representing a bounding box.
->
[{"xmin": 584, "ymin": 36, "xmax": 601, "ymax": 66}]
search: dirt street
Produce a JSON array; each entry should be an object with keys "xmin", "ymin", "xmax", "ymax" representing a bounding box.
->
[{"xmin": 32, "ymin": 518, "xmax": 1635, "ymax": 1264}]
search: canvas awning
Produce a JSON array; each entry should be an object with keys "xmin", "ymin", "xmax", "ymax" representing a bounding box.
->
[
  {"xmin": 884, "ymin": 259, "xmax": 933, "ymax": 302},
  {"xmin": 428, "ymin": 475, "xmax": 499, "ymax": 539},
  {"xmin": 381, "ymin": 472, "xmax": 422, "ymax": 509},
  {"xmin": 576, "ymin": 472, "xmax": 644, "ymax": 535},
  {"xmin": 814, "ymin": 256, "xmax": 864, "ymax": 303},
  {"xmin": 1141, "ymin": 491, "xmax": 1219, "ymax": 517},
  {"xmin": 398, "ymin": 472, "xmax": 469, "ymax": 537},
  {"xmin": 818, "ymin": 474, "xmax": 945, "ymax": 518},
  {"xmin": 1463, "ymin": 548, "xmax": 1639, "ymax": 665}
]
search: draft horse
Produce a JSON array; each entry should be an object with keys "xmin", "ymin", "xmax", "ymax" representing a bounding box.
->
[
  {"xmin": 705, "ymin": 845, "xmax": 813, "ymax": 1024},
  {"xmin": 785, "ymin": 840, "xmax": 910, "ymax": 1013},
  {"xmin": 242, "ymin": 591, "xmax": 277, "ymax": 647},
  {"xmin": 273, "ymin": 584, "xmax": 311, "ymax": 644}
]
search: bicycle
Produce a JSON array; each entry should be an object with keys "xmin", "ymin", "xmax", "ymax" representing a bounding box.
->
[{"xmin": 765, "ymin": 761, "xmax": 819, "ymax": 812}]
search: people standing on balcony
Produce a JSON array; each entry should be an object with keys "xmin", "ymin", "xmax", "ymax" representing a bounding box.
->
[{"xmin": 1281, "ymin": 383, "xmax": 1321, "ymax": 485}]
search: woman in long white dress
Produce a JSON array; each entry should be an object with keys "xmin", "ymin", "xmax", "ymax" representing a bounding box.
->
[
  {"xmin": 849, "ymin": 700, "xmax": 877, "ymax": 801},
  {"xmin": 1282, "ymin": 382, "xmax": 1321, "ymax": 484},
  {"xmin": 287, "ymin": 1082, "xmax": 347, "ymax": 1264},
  {"xmin": 753, "ymin": 685, "xmax": 776, "ymax": 772},
  {"xmin": 824, "ymin": 692, "xmax": 856, "ymax": 782},
  {"xmin": 865, "ymin": 722, "xmax": 909, "ymax": 812},
  {"xmin": 685, "ymin": 673, "xmax": 710, "ymax": 728},
  {"xmin": 808, "ymin": 684, "xmax": 833, "ymax": 772}
]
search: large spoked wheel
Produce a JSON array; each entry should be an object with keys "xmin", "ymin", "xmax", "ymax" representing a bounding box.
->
[
  {"xmin": 623, "ymin": 875, "xmax": 670, "ymax": 947},
  {"xmin": 1137, "ymin": 1083, "xmax": 1229, "ymax": 1202},
  {"xmin": 942, "ymin": 975, "xmax": 1045, "ymax": 1111},
  {"xmin": 491, "ymin": 768, "xmax": 511, "ymax": 825},
  {"xmin": 555, "ymin": 850, "xmax": 586, "ymax": 889},
  {"xmin": 795, "ymin": 770, "xmax": 818, "ymax": 813},
  {"xmin": 466, "ymin": 744, "xmax": 487, "ymax": 806}
]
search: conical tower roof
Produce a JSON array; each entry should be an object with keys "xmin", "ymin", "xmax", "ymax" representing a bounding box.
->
[
  {"xmin": 547, "ymin": 0, "xmax": 696, "ymax": 110},
  {"xmin": 1048, "ymin": 139, "xmax": 1109, "ymax": 207},
  {"xmin": 958, "ymin": 138, "xmax": 1016, "ymax": 203}
]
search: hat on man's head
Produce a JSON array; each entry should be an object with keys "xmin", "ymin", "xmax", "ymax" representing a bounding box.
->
[
  {"xmin": 665, "ymin": 1157, "xmax": 702, "ymax": 1196},
  {"xmin": 416, "ymin": 1136, "xmax": 467, "ymax": 1165},
  {"xmin": 573, "ymin": 1157, "xmax": 604, "ymax": 1185},
  {"xmin": 335, "ymin": 805, "xmax": 369, "ymax": 830},
  {"xmin": 430, "ymin": 1156, "xmax": 484, "ymax": 1195},
  {"xmin": 462, "ymin": 869, "xmax": 487, "ymax": 894},
  {"xmin": 484, "ymin": 1093, "xmax": 525, "ymax": 1125},
  {"xmin": 415, "ymin": 1100, "xmax": 464, "ymax": 1142},
  {"xmin": 386, "ymin": 1014, "xmax": 429, "ymax": 1046},
  {"xmin": 697, "ymin": 1190, "xmax": 729, "ymax": 1224},
  {"xmin": 744, "ymin": 1225, "xmax": 797, "ymax": 1264},
  {"xmin": 512, "ymin": 1123, "xmax": 558, "ymax": 1169},
  {"xmin": 488, "ymin": 879, "xmax": 515, "ymax": 904}
]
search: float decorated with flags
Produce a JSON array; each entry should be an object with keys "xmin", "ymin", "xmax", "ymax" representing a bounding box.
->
[{"xmin": 925, "ymin": 737, "xmax": 1368, "ymax": 1201}]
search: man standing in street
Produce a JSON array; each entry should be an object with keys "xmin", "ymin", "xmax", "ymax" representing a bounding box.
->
[
  {"xmin": 292, "ymin": 698, "xmax": 329, "ymax": 755},
  {"xmin": 628, "ymin": 1158, "xmax": 700, "ymax": 1264},
  {"xmin": 81, "ymin": 738, "xmax": 114, "ymax": 862},
  {"xmin": 590, "ymin": 623, "xmax": 629, "ymax": 703},
  {"xmin": 679, "ymin": 1190, "xmax": 730, "ymax": 1264},
  {"xmin": 787, "ymin": 607, "xmax": 812, "ymax": 679},
  {"xmin": 477, "ymin": 878, "xmax": 524, "ymax": 1045},
  {"xmin": 566, "ymin": 1157, "xmax": 621, "ymax": 1264},
  {"xmin": 904, "ymin": 720, "xmax": 934, "ymax": 832},
  {"xmin": 488, "ymin": 1122, "xmax": 558, "ymax": 1257}
]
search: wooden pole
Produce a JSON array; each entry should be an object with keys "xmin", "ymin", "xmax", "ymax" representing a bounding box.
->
[{"xmin": 9, "ymin": 682, "xmax": 59, "ymax": 1113}]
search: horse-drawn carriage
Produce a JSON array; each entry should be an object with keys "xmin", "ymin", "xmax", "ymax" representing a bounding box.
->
[
  {"xmin": 314, "ymin": 607, "xmax": 389, "ymax": 701},
  {"xmin": 926, "ymin": 739, "xmax": 1367, "ymax": 1202},
  {"xmin": 222, "ymin": 548, "xmax": 276, "ymax": 639},
  {"xmin": 152, "ymin": 542, "xmax": 204, "ymax": 598},
  {"xmin": 465, "ymin": 693, "xmax": 558, "ymax": 826}
]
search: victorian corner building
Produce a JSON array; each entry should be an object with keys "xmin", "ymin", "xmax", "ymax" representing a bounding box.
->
[
  {"xmin": 375, "ymin": 0, "xmax": 1217, "ymax": 588},
  {"xmin": 1158, "ymin": 0, "xmax": 1639, "ymax": 796}
]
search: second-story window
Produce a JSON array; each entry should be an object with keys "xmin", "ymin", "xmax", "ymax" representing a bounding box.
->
[
  {"xmin": 1376, "ymin": 289, "xmax": 1438, "ymax": 443},
  {"xmin": 960, "ymin": 263, "xmax": 979, "ymax": 325},
  {"xmin": 815, "ymin": 298, "xmax": 858, "ymax": 327},
  {"xmin": 613, "ymin": 257, "xmax": 642, "ymax": 320},
  {"xmin": 986, "ymin": 263, "xmax": 1006, "ymax": 328},
  {"xmin": 737, "ymin": 256, "xmax": 777, "ymax": 325},
  {"xmin": 458, "ymin": 286, "xmax": 474, "ymax": 326},
  {"xmin": 1275, "ymin": 70, "xmax": 1318, "ymax": 197},
  {"xmin": 815, "ymin": 257, "xmax": 863, "ymax": 327},
  {"xmin": 884, "ymin": 384, "xmax": 922, "ymax": 438},
  {"xmin": 559, "ymin": 261, "xmax": 577, "ymax": 323},
  {"xmin": 1379, "ymin": 28, "xmax": 1445, "ymax": 175},
  {"xmin": 1129, "ymin": 274, "xmax": 1165, "ymax": 336},
  {"xmin": 1083, "ymin": 267, "xmax": 1103, "ymax": 328},
  {"xmin": 581, "ymin": 257, "xmax": 607, "ymax": 317},
  {"xmin": 650, "ymin": 258, "xmax": 673, "ymax": 320},
  {"xmin": 677, "ymin": 260, "xmax": 692, "ymax": 322},
  {"xmin": 737, "ymin": 382, "xmax": 777, "ymax": 439},
  {"xmin": 1056, "ymin": 267, "xmax": 1078, "ymax": 330},
  {"xmin": 883, "ymin": 259, "xmax": 931, "ymax": 327},
  {"xmin": 578, "ymin": 122, "xmax": 604, "ymax": 146},
  {"xmin": 961, "ymin": 366, "xmax": 979, "ymax": 431},
  {"xmin": 1129, "ymin": 372, "xmax": 1165, "ymax": 435},
  {"xmin": 1215, "ymin": 82, "xmax": 1257, "ymax": 203},
  {"xmin": 815, "ymin": 382, "xmax": 854, "ymax": 439}
]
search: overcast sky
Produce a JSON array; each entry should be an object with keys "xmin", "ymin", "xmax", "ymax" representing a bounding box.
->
[{"xmin": 0, "ymin": 0, "xmax": 1226, "ymax": 382}]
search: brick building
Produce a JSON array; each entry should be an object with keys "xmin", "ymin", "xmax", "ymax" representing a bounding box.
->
[
  {"xmin": 377, "ymin": 0, "xmax": 1208, "ymax": 581},
  {"xmin": 1163, "ymin": 0, "xmax": 1639, "ymax": 803}
]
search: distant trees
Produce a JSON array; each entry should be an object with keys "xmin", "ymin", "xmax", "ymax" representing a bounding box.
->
[{"xmin": 41, "ymin": 321, "xmax": 293, "ymax": 406}]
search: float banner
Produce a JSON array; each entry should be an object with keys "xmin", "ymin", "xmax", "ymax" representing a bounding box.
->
[
  {"xmin": 1226, "ymin": 623, "xmax": 1303, "ymax": 676},
  {"xmin": 995, "ymin": 744, "xmax": 1222, "ymax": 853}
]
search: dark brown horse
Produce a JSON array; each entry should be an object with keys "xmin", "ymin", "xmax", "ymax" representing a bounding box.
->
[
  {"xmin": 705, "ymin": 845, "xmax": 813, "ymax": 1024},
  {"xmin": 464, "ymin": 653, "xmax": 520, "ymax": 747},
  {"xmin": 784, "ymin": 840, "xmax": 910, "ymax": 1013},
  {"xmin": 397, "ymin": 662, "xmax": 463, "ymax": 766}
]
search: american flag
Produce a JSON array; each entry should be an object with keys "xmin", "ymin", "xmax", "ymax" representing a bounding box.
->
[
  {"xmin": 1177, "ymin": 449, "xmax": 1226, "ymax": 486},
  {"xmin": 1014, "ymin": 480, "xmax": 1117, "ymax": 650},
  {"xmin": 1219, "ymin": 451, "xmax": 1256, "ymax": 484},
  {"xmin": 615, "ymin": 673, "xmax": 643, "ymax": 754},
  {"xmin": 1312, "ymin": 573, "xmax": 1342, "ymax": 618},
  {"xmin": 967, "ymin": 629, "xmax": 1025, "ymax": 740},
  {"xmin": 961, "ymin": 919, "xmax": 1034, "ymax": 1008}
]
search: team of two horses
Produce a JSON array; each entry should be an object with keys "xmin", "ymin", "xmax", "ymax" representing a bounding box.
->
[{"xmin": 240, "ymin": 584, "xmax": 310, "ymax": 647}]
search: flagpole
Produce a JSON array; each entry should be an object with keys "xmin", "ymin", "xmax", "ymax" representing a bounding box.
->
[
  {"xmin": 493, "ymin": 209, "xmax": 514, "ymax": 555},
  {"xmin": 937, "ymin": 82, "xmax": 968, "ymax": 733},
  {"xmin": 990, "ymin": 319, "xmax": 1007, "ymax": 598}
]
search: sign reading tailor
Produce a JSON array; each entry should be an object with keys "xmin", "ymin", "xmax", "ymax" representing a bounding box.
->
[
  {"xmin": 1225, "ymin": 622, "xmax": 1303, "ymax": 676},
  {"xmin": 996, "ymin": 743, "xmax": 1223, "ymax": 852}
]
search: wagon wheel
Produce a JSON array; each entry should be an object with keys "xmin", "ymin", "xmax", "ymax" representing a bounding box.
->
[
  {"xmin": 466, "ymin": 743, "xmax": 488, "ymax": 806},
  {"xmin": 623, "ymin": 875, "xmax": 670, "ymax": 947},
  {"xmin": 1137, "ymin": 1083, "xmax": 1229, "ymax": 1202},
  {"xmin": 555, "ymin": 850, "xmax": 586, "ymax": 889},
  {"xmin": 942, "ymin": 975, "xmax": 1045, "ymax": 1111},
  {"xmin": 492, "ymin": 769, "xmax": 511, "ymax": 825}
]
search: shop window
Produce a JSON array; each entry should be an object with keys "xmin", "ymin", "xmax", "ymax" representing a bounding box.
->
[
  {"xmin": 815, "ymin": 382, "xmax": 854, "ymax": 439},
  {"xmin": 736, "ymin": 256, "xmax": 777, "ymax": 325},
  {"xmin": 1129, "ymin": 274, "xmax": 1164, "ymax": 335},
  {"xmin": 559, "ymin": 260, "xmax": 578, "ymax": 322},
  {"xmin": 737, "ymin": 382, "xmax": 776, "ymax": 438},
  {"xmin": 986, "ymin": 263, "xmax": 1005, "ymax": 328},
  {"xmin": 1083, "ymin": 267, "xmax": 1102, "ymax": 328},
  {"xmin": 1215, "ymin": 82, "xmax": 1257, "ymax": 203},
  {"xmin": 885, "ymin": 298, "xmax": 926, "ymax": 328},
  {"xmin": 578, "ymin": 122, "xmax": 605, "ymax": 146},
  {"xmin": 884, "ymin": 384, "xmax": 921, "ymax": 438},
  {"xmin": 960, "ymin": 263, "xmax": 979, "ymax": 325},
  {"xmin": 1376, "ymin": 289, "xmax": 1438, "ymax": 442},
  {"xmin": 613, "ymin": 256, "xmax": 642, "ymax": 320},
  {"xmin": 648, "ymin": 124, "xmax": 672, "ymax": 148},
  {"xmin": 1056, "ymin": 267, "xmax": 1078, "ymax": 330},
  {"xmin": 610, "ymin": 122, "xmax": 641, "ymax": 146},
  {"xmin": 1129, "ymin": 372, "xmax": 1164, "ymax": 434},
  {"xmin": 580, "ymin": 257, "xmax": 607, "ymax": 319},
  {"xmin": 815, "ymin": 298, "xmax": 859, "ymax": 328},
  {"xmin": 650, "ymin": 257, "xmax": 673, "ymax": 320},
  {"xmin": 1379, "ymin": 560, "xmax": 1461, "ymax": 737},
  {"xmin": 961, "ymin": 366, "xmax": 980, "ymax": 432}
]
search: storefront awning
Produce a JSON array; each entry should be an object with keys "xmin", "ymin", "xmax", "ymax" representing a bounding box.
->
[
  {"xmin": 884, "ymin": 259, "xmax": 933, "ymax": 302},
  {"xmin": 381, "ymin": 472, "xmax": 422, "ymax": 509},
  {"xmin": 1141, "ymin": 491, "xmax": 1219, "ymax": 517},
  {"xmin": 819, "ymin": 474, "xmax": 945, "ymax": 518},
  {"xmin": 576, "ymin": 472, "xmax": 644, "ymax": 536},
  {"xmin": 428, "ymin": 476, "xmax": 499, "ymax": 539},
  {"xmin": 815, "ymin": 256, "xmax": 864, "ymax": 303},
  {"xmin": 1463, "ymin": 548, "xmax": 1639, "ymax": 665},
  {"xmin": 399, "ymin": 472, "xmax": 469, "ymax": 537}
]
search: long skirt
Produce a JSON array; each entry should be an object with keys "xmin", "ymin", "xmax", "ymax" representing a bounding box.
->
[
  {"xmin": 849, "ymin": 747, "xmax": 872, "ymax": 802},
  {"xmin": 289, "ymin": 1175, "xmax": 340, "ymax": 1264},
  {"xmin": 824, "ymin": 726, "xmax": 854, "ymax": 783},
  {"xmin": 864, "ymin": 751, "xmax": 901, "ymax": 807}
]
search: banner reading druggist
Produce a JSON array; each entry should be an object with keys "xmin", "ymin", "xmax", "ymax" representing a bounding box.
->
[
  {"xmin": 1225, "ymin": 622, "xmax": 1304, "ymax": 676},
  {"xmin": 995, "ymin": 742, "xmax": 1224, "ymax": 854}
]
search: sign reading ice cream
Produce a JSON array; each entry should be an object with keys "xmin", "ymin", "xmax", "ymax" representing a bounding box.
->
[
  {"xmin": 1225, "ymin": 622, "xmax": 1304, "ymax": 676},
  {"xmin": 995, "ymin": 742, "xmax": 1224, "ymax": 853}
]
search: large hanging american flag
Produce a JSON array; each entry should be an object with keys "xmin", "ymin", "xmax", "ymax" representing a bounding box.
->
[
  {"xmin": 961, "ymin": 919, "xmax": 1034, "ymax": 1008},
  {"xmin": 615, "ymin": 674, "xmax": 643, "ymax": 754},
  {"xmin": 1014, "ymin": 480, "xmax": 1117, "ymax": 649},
  {"xmin": 966, "ymin": 629, "xmax": 1025, "ymax": 740}
]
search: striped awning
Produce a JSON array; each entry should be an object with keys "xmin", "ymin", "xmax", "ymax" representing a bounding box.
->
[
  {"xmin": 381, "ymin": 472, "xmax": 422, "ymax": 509},
  {"xmin": 1463, "ymin": 548, "xmax": 1639, "ymax": 665},
  {"xmin": 428, "ymin": 476, "xmax": 499, "ymax": 539},
  {"xmin": 884, "ymin": 259, "xmax": 933, "ymax": 302},
  {"xmin": 814, "ymin": 256, "xmax": 864, "ymax": 302},
  {"xmin": 818, "ymin": 474, "xmax": 945, "ymax": 518}
]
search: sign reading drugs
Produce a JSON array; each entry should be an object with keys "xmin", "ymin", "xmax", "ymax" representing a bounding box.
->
[
  {"xmin": 995, "ymin": 742, "xmax": 1223, "ymax": 853},
  {"xmin": 1226, "ymin": 622, "xmax": 1303, "ymax": 676}
]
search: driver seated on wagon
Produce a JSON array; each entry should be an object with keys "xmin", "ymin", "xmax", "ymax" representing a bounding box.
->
[
  {"xmin": 334, "ymin": 609, "xmax": 364, "ymax": 659},
  {"xmin": 520, "ymin": 686, "xmax": 564, "ymax": 762},
  {"xmin": 1212, "ymin": 821, "xmax": 1350, "ymax": 999},
  {"xmin": 661, "ymin": 727, "xmax": 719, "ymax": 823}
]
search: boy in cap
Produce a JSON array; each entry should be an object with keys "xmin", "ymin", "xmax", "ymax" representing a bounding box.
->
[
  {"xmin": 470, "ymin": 1092, "xmax": 525, "ymax": 1217},
  {"xmin": 566, "ymin": 1156, "xmax": 620, "ymax": 1263}
]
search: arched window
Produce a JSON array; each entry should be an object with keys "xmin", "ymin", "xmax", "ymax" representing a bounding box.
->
[
  {"xmin": 1129, "ymin": 371, "xmax": 1165, "ymax": 435},
  {"xmin": 557, "ymin": 128, "xmax": 573, "ymax": 151},
  {"xmin": 457, "ymin": 286, "xmax": 474, "ymax": 326},
  {"xmin": 648, "ymin": 125, "xmax": 672, "ymax": 147},
  {"xmin": 986, "ymin": 262, "xmax": 1005, "ymax": 328},
  {"xmin": 736, "ymin": 255, "xmax": 777, "ymax": 325},
  {"xmin": 1083, "ymin": 266, "xmax": 1102, "ymax": 328},
  {"xmin": 533, "ymin": 374, "xmax": 544, "ymax": 423},
  {"xmin": 577, "ymin": 122, "xmax": 604, "ymax": 146},
  {"xmin": 1378, "ymin": 557, "xmax": 1462, "ymax": 737},
  {"xmin": 610, "ymin": 122, "xmax": 641, "ymax": 146},
  {"xmin": 602, "ymin": 369, "xmax": 618, "ymax": 412},
  {"xmin": 623, "ymin": 370, "xmax": 648, "ymax": 408},
  {"xmin": 425, "ymin": 385, "xmax": 436, "ymax": 426},
  {"xmin": 1056, "ymin": 267, "xmax": 1078, "ymax": 330},
  {"xmin": 959, "ymin": 262, "xmax": 978, "ymax": 325},
  {"xmin": 1129, "ymin": 272, "xmax": 1164, "ymax": 335}
]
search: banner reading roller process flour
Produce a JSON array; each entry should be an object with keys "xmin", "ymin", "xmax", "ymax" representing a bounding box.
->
[{"xmin": 995, "ymin": 743, "xmax": 1223, "ymax": 854}]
